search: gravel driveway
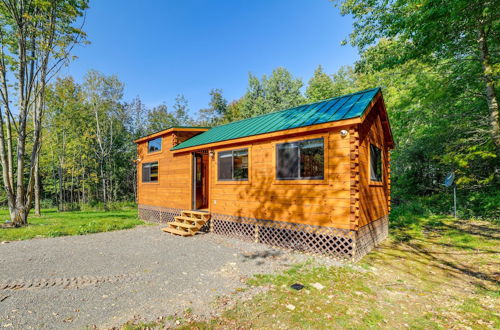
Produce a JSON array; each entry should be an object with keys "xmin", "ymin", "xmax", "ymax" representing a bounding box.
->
[{"xmin": 0, "ymin": 225, "xmax": 335, "ymax": 329}]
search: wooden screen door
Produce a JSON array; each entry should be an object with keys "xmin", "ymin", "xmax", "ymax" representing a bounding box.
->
[{"xmin": 193, "ymin": 152, "xmax": 209, "ymax": 210}]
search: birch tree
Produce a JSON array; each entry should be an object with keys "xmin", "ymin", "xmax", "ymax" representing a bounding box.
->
[
  {"xmin": 0, "ymin": 0, "xmax": 88, "ymax": 226},
  {"xmin": 82, "ymin": 70, "xmax": 124, "ymax": 207}
]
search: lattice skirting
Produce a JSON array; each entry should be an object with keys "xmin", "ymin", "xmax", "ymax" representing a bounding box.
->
[
  {"xmin": 138, "ymin": 204, "xmax": 182, "ymax": 223},
  {"xmin": 354, "ymin": 215, "xmax": 389, "ymax": 261},
  {"xmin": 211, "ymin": 214, "xmax": 389, "ymax": 261}
]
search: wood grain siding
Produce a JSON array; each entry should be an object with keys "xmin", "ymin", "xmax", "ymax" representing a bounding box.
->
[
  {"xmin": 349, "ymin": 127, "xmax": 360, "ymax": 230},
  {"xmin": 136, "ymin": 99, "xmax": 392, "ymax": 233},
  {"xmin": 137, "ymin": 131, "xmax": 193, "ymax": 210},
  {"xmin": 173, "ymin": 131, "xmax": 205, "ymax": 147},
  {"xmin": 357, "ymin": 100, "xmax": 391, "ymax": 227},
  {"xmin": 209, "ymin": 129, "xmax": 352, "ymax": 229}
]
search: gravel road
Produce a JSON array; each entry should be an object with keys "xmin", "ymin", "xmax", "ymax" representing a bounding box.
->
[{"xmin": 0, "ymin": 225, "xmax": 337, "ymax": 329}]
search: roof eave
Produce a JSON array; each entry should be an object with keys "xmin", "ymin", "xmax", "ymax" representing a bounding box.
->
[
  {"xmin": 133, "ymin": 127, "xmax": 210, "ymax": 144},
  {"xmin": 170, "ymin": 117, "xmax": 362, "ymax": 154},
  {"xmin": 361, "ymin": 91, "xmax": 395, "ymax": 149}
]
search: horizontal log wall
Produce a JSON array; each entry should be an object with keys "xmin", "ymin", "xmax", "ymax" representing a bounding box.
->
[
  {"xmin": 358, "ymin": 101, "xmax": 391, "ymax": 227},
  {"xmin": 137, "ymin": 131, "xmax": 194, "ymax": 210},
  {"xmin": 209, "ymin": 129, "xmax": 352, "ymax": 229}
]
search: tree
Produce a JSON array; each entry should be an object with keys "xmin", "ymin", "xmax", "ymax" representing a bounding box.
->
[
  {"xmin": 127, "ymin": 96, "xmax": 148, "ymax": 140},
  {"xmin": 334, "ymin": 0, "xmax": 500, "ymax": 148},
  {"xmin": 82, "ymin": 71, "xmax": 125, "ymax": 207},
  {"xmin": 330, "ymin": 66, "xmax": 357, "ymax": 96},
  {"xmin": 172, "ymin": 94, "xmax": 191, "ymax": 125},
  {"xmin": 146, "ymin": 104, "xmax": 175, "ymax": 133},
  {"xmin": 240, "ymin": 67, "xmax": 305, "ymax": 118},
  {"xmin": 0, "ymin": 0, "xmax": 88, "ymax": 226},
  {"xmin": 44, "ymin": 77, "xmax": 94, "ymax": 210},
  {"xmin": 332, "ymin": 37, "xmax": 500, "ymax": 217},
  {"xmin": 306, "ymin": 65, "xmax": 337, "ymax": 101},
  {"xmin": 197, "ymin": 88, "xmax": 228, "ymax": 126},
  {"xmin": 42, "ymin": 73, "xmax": 137, "ymax": 210},
  {"xmin": 224, "ymin": 99, "xmax": 243, "ymax": 123}
]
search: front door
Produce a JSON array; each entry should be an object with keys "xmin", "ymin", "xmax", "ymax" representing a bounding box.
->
[{"xmin": 193, "ymin": 152, "xmax": 209, "ymax": 210}]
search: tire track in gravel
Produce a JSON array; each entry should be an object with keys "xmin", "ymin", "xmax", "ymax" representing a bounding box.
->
[{"xmin": 0, "ymin": 273, "xmax": 140, "ymax": 291}]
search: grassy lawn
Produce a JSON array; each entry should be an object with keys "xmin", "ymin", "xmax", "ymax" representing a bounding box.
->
[
  {"xmin": 126, "ymin": 215, "xmax": 499, "ymax": 329},
  {"xmin": 0, "ymin": 208, "xmax": 143, "ymax": 242}
]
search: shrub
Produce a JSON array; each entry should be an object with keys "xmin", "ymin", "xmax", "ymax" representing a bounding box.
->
[
  {"xmin": 76, "ymin": 221, "xmax": 101, "ymax": 235},
  {"xmin": 47, "ymin": 230, "xmax": 65, "ymax": 237},
  {"xmin": 389, "ymin": 199, "xmax": 431, "ymax": 231}
]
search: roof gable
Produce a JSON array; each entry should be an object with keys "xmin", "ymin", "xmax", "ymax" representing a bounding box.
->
[
  {"xmin": 172, "ymin": 87, "xmax": 383, "ymax": 151},
  {"xmin": 133, "ymin": 126, "xmax": 210, "ymax": 144}
]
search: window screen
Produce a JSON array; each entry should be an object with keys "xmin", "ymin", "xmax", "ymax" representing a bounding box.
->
[
  {"xmin": 277, "ymin": 143, "xmax": 299, "ymax": 179},
  {"xmin": 147, "ymin": 138, "xmax": 162, "ymax": 153},
  {"xmin": 142, "ymin": 162, "xmax": 158, "ymax": 182},
  {"xmin": 218, "ymin": 149, "xmax": 248, "ymax": 181},
  {"xmin": 277, "ymin": 138, "xmax": 324, "ymax": 180},
  {"xmin": 370, "ymin": 144, "xmax": 382, "ymax": 182},
  {"xmin": 218, "ymin": 151, "xmax": 233, "ymax": 180}
]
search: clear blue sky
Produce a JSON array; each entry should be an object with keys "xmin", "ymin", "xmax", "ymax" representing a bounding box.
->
[{"xmin": 61, "ymin": 0, "xmax": 359, "ymax": 115}]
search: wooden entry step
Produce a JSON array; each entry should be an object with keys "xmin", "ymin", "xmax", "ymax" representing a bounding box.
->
[{"xmin": 161, "ymin": 210, "xmax": 210, "ymax": 236}]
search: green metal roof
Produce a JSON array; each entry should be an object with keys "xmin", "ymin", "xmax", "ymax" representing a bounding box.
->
[{"xmin": 172, "ymin": 87, "xmax": 381, "ymax": 151}]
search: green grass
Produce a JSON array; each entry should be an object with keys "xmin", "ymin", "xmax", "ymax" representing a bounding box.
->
[
  {"xmin": 0, "ymin": 208, "xmax": 143, "ymax": 241},
  {"xmin": 152, "ymin": 213, "xmax": 499, "ymax": 330}
]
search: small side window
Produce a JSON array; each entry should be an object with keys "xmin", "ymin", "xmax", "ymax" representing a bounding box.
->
[
  {"xmin": 218, "ymin": 149, "xmax": 248, "ymax": 181},
  {"xmin": 370, "ymin": 144, "xmax": 382, "ymax": 182},
  {"xmin": 142, "ymin": 162, "xmax": 159, "ymax": 182},
  {"xmin": 148, "ymin": 138, "xmax": 162, "ymax": 153}
]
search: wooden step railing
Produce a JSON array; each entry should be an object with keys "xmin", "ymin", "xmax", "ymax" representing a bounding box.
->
[{"xmin": 161, "ymin": 210, "xmax": 210, "ymax": 236}]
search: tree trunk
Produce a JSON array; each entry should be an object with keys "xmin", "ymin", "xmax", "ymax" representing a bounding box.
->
[
  {"xmin": 34, "ymin": 153, "xmax": 41, "ymax": 216},
  {"xmin": 100, "ymin": 160, "xmax": 107, "ymax": 207},
  {"xmin": 58, "ymin": 165, "xmax": 64, "ymax": 211},
  {"xmin": 10, "ymin": 206, "xmax": 29, "ymax": 227},
  {"xmin": 70, "ymin": 166, "xmax": 74, "ymax": 206},
  {"xmin": 82, "ymin": 170, "xmax": 86, "ymax": 204},
  {"xmin": 51, "ymin": 147, "xmax": 58, "ymax": 208},
  {"xmin": 478, "ymin": 26, "xmax": 500, "ymax": 149}
]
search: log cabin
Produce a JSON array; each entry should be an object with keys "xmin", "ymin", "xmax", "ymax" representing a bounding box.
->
[{"xmin": 134, "ymin": 87, "xmax": 394, "ymax": 260}]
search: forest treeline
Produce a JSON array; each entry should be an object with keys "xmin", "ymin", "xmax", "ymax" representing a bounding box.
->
[
  {"xmin": 0, "ymin": 0, "xmax": 497, "ymax": 221},
  {"xmin": 35, "ymin": 46, "xmax": 499, "ymax": 218}
]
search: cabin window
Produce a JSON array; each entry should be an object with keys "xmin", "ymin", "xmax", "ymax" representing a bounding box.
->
[
  {"xmin": 218, "ymin": 149, "xmax": 248, "ymax": 181},
  {"xmin": 370, "ymin": 144, "xmax": 383, "ymax": 182},
  {"xmin": 276, "ymin": 138, "xmax": 324, "ymax": 180},
  {"xmin": 142, "ymin": 161, "xmax": 159, "ymax": 182},
  {"xmin": 147, "ymin": 137, "xmax": 162, "ymax": 153}
]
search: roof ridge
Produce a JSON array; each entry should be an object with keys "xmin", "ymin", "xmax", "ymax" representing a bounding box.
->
[{"xmin": 209, "ymin": 87, "xmax": 380, "ymax": 130}]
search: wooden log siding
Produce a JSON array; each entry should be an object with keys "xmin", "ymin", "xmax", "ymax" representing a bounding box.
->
[
  {"xmin": 357, "ymin": 102, "xmax": 391, "ymax": 227},
  {"xmin": 207, "ymin": 129, "xmax": 353, "ymax": 229},
  {"xmin": 349, "ymin": 126, "xmax": 361, "ymax": 230},
  {"xmin": 135, "ymin": 91, "xmax": 393, "ymax": 260},
  {"xmin": 136, "ymin": 97, "xmax": 392, "ymax": 232},
  {"xmin": 137, "ymin": 130, "xmax": 196, "ymax": 211}
]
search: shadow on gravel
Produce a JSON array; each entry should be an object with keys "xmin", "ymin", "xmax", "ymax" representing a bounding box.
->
[{"xmin": 241, "ymin": 250, "xmax": 283, "ymax": 265}]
